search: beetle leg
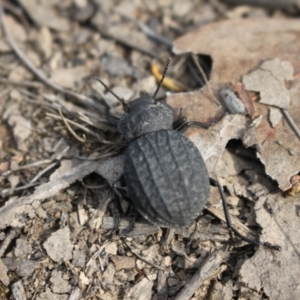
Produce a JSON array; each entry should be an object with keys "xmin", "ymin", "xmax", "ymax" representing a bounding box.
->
[
  {"xmin": 175, "ymin": 112, "xmax": 226, "ymax": 133},
  {"xmin": 107, "ymin": 175, "xmax": 127, "ymax": 235},
  {"xmin": 120, "ymin": 211, "xmax": 139, "ymax": 236},
  {"xmin": 177, "ymin": 120, "xmax": 211, "ymax": 132},
  {"xmin": 111, "ymin": 175, "xmax": 139, "ymax": 235},
  {"xmin": 173, "ymin": 116, "xmax": 187, "ymax": 130},
  {"xmin": 209, "ymin": 178, "xmax": 281, "ymax": 251},
  {"xmin": 100, "ymin": 98, "xmax": 119, "ymax": 128}
]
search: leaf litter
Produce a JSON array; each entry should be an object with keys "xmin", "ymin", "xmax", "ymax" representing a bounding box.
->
[
  {"xmin": 0, "ymin": 1, "xmax": 300, "ymax": 299},
  {"xmin": 167, "ymin": 16, "xmax": 300, "ymax": 300}
]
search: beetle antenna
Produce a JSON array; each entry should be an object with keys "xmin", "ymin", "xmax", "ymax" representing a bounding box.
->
[
  {"xmin": 94, "ymin": 77, "xmax": 127, "ymax": 112},
  {"xmin": 153, "ymin": 58, "xmax": 171, "ymax": 101}
]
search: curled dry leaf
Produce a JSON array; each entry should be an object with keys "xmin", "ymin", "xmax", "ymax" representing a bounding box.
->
[{"xmin": 234, "ymin": 82, "xmax": 258, "ymax": 119}]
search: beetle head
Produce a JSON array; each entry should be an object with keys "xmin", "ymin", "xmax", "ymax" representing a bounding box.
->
[
  {"xmin": 117, "ymin": 96, "xmax": 174, "ymax": 141},
  {"xmin": 96, "ymin": 58, "xmax": 174, "ymax": 140}
]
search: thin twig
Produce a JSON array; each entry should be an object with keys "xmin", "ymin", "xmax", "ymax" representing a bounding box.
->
[
  {"xmin": 0, "ymin": 228, "xmax": 18, "ymax": 257},
  {"xmin": 206, "ymin": 206, "xmax": 256, "ymax": 239},
  {"xmin": 1, "ymin": 181, "xmax": 41, "ymax": 196},
  {"xmin": 29, "ymin": 162, "xmax": 59, "ymax": 184},
  {"xmin": 46, "ymin": 112, "xmax": 101, "ymax": 140},
  {"xmin": 281, "ymin": 109, "xmax": 300, "ymax": 142},
  {"xmin": 1, "ymin": 158, "xmax": 53, "ymax": 176},
  {"xmin": 19, "ymin": 88, "xmax": 109, "ymax": 126},
  {"xmin": 58, "ymin": 109, "xmax": 86, "ymax": 143},
  {"xmin": 0, "ymin": 76, "xmax": 43, "ymax": 89},
  {"xmin": 192, "ymin": 54, "xmax": 221, "ymax": 107},
  {"xmin": 123, "ymin": 240, "xmax": 171, "ymax": 274},
  {"xmin": 160, "ymin": 228, "xmax": 175, "ymax": 250},
  {"xmin": 174, "ymin": 250, "xmax": 229, "ymax": 300},
  {"xmin": 80, "ymin": 181, "xmax": 108, "ymax": 189},
  {"xmin": 86, "ymin": 241, "xmax": 110, "ymax": 272}
]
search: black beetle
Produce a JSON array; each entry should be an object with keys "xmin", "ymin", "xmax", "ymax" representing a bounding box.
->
[{"xmin": 96, "ymin": 60, "xmax": 280, "ymax": 250}]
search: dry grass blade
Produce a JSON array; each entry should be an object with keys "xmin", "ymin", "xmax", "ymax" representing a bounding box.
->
[
  {"xmin": 281, "ymin": 109, "xmax": 300, "ymax": 142},
  {"xmin": 1, "ymin": 159, "xmax": 53, "ymax": 176},
  {"xmin": 58, "ymin": 109, "xmax": 86, "ymax": 143},
  {"xmin": 191, "ymin": 53, "xmax": 220, "ymax": 107},
  {"xmin": 1, "ymin": 181, "xmax": 41, "ymax": 196},
  {"xmin": 29, "ymin": 161, "xmax": 59, "ymax": 184},
  {"xmin": 0, "ymin": 77, "xmax": 43, "ymax": 89}
]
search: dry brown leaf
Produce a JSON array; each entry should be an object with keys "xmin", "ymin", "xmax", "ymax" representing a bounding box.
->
[
  {"xmin": 243, "ymin": 58, "xmax": 293, "ymax": 109},
  {"xmin": 173, "ymin": 19, "xmax": 300, "ymax": 83},
  {"xmin": 234, "ymin": 82, "xmax": 258, "ymax": 119},
  {"xmin": 245, "ymin": 101, "xmax": 300, "ymax": 191},
  {"xmin": 169, "ymin": 89, "xmax": 300, "ymax": 190}
]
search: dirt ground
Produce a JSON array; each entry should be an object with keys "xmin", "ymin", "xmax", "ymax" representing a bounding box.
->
[{"xmin": 1, "ymin": 0, "xmax": 300, "ymax": 299}]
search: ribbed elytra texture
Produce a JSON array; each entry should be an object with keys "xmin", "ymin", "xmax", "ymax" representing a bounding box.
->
[{"xmin": 124, "ymin": 129, "xmax": 210, "ymax": 228}]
